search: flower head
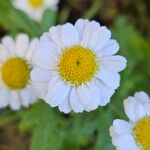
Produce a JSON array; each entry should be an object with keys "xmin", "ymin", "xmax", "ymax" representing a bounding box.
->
[
  {"xmin": 12, "ymin": 0, "xmax": 59, "ymax": 21},
  {"xmin": 110, "ymin": 91, "xmax": 150, "ymax": 150},
  {"xmin": 31, "ymin": 19, "xmax": 127, "ymax": 113},
  {"xmin": 0, "ymin": 34, "xmax": 39, "ymax": 110}
]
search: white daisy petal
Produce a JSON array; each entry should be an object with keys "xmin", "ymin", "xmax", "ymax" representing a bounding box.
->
[
  {"xmin": 123, "ymin": 97, "xmax": 139, "ymax": 122},
  {"xmin": 34, "ymin": 40, "xmax": 58, "ymax": 69},
  {"xmin": 20, "ymin": 88, "xmax": 31, "ymax": 107},
  {"xmin": 1, "ymin": 36, "xmax": 15, "ymax": 57},
  {"xmin": 96, "ymin": 67, "xmax": 120, "ymax": 89},
  {"xmin": 0, "ymin": 88, "xmax": 9, "ymax": 108},
  {"xmin": 101, "ymin": 39, "xmax": 119, "ymax": 56},
  {"xmin": 95, "ymin": 79, "xmax": 115, "ymax": 106},
  {"xmin": 40, "ymin": 32, "xmax": 52, "ymax": 41},
  {"xmin": 77, "ymin": 83, "xmax": 100, "ymax": 111},
  {"xmin": 135, "ymin": 103, "xmax": 146, "ymax": 119},
  {"xmin": 134, "ymin": 91, "xmax": 150, "ymax": 103},
  {"xmin": 74, "ymin": 18, "xmax": 89, "ymax": 39},
  {"xmin": 93, "ymin": 26, "xmax": 111, "ymax": 52},
  {"xmin": 37, "ymin": 36, "xmax": 58, "ymax": 56},
  {"xmin": 114, "ymin": 135, "xmax": 139, "ymax": 150},
  {"xmin": 32, "ymin": 9, "xmax": 44, "ymax": 21},
  {"xmin": 31, "ymin": 67, "xmax": 51, "ymax": 83},
  {"xmin": 15, "ymin": 34, "xmax": 29, "ymax": 57},
  {"xmin": 86, "ymin": 28, "xmax": 101, "ymax": 50},
  {"xmin": 0, "ymin": 44, "xmax": 9, "ymax": 61},
  {"xmin": 58, "ymin": 99, "xmax": 71, "ymax": 114},
  {"xmin": 46, "ymin": 73, "xmax": 59, "ymax": 90},
  {"xmin": 113, "ymin": 119, "xmax": 131, "ymax": 135},
  {"xmin": 101, "ymin": 55, "xmax": 127, "ymax": 72},
  {"xmin": 27, "ymin": 84, "xmax": 38, "ymax": 104},
  {"xmin": 46, "ymin": 79, "xmax": 70, "ymax": 107},
  {"xmin": 81, "ymin": 21, "xmax": 100, "ymax": 48},
  {"xmin": 25, "ymin": 38, "xmax": 38, "ymax": 61},
  {"xmin": 70, "ymin": 87, "xmax": 84, "ymax": 113},
  {"xmin": 61, "ymin": 23, "xmax": 79, "ymax": 47},
  {"xmin": 49, "ymin": 25, "xmax": 64, "ymax": 50},
  {"xmin": 124, "ymin": 92, "xmax": 150, "ymax": 121},
  {"xmin": 45, "ymin": 0, "xmax": 59, "ymax": 9},
  {"xmin": 10, "ymin": 91, "xmax": 21, "ymax": 110},
  {"xmin": 144, "ymin": 103, "xmax": 150, "ymax": 116},
  {"xmin": 34, "ymin": 82, "xmax": 48, "ymax": 100},
  {"xmin": 109, "ymin": 126, "xmax": 119, "ymax": 139}
]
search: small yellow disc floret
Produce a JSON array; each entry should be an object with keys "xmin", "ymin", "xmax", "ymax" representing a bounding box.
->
[
  {"xmin": 2, "ymin": 57, "xmax": 31, "ymax": 89},
  {"xmin": 58, "ymin": 45, "xmax": 99, "ymax": 86},
  {"xmin": 28, "ymin": 0, "xmax": 43, "ymax": 8},
  {"xmin": 133, "ymin": 117, "xmax": 150, "ymax": 150}
]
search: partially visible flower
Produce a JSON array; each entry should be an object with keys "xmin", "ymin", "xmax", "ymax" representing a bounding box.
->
[
  {"xmin": 0, "ymin": 33, "xmax": 39, "ymax": 110},
  {"xmin": 31, "ymin": 18, "xmax": 127, "ymax": 113},
  {"xmin": 110, "ymin": 91, "xmax": 150, "ymax": 150},
  {"xmin": 12, "ymin": 0, "xmax": 59, "ymax": 21}
]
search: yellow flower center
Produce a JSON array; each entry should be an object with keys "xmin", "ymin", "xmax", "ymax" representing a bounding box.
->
[
  {"xmin": 2, "ymin": 57, "xmax": 31, "ymax": 89},
  {"xmin": 133, "ymin": 117, "xmax": 150, "ymax": 150},
  {"xmin": 58, "ymin": 45, "xmax": 99, "ymax": 86},
  {"xmin": 28, "ymin": 0, "xmax": 43, "ymax": 8}
]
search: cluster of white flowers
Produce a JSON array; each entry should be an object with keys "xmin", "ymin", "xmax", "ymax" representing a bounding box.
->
[
  {"xmin": 0, "ymin": 1, "xmax": 149, "ymax": 149},
  {"xmin": 0, "ymin": 18, "xmax": 127, "ymax": 113}
]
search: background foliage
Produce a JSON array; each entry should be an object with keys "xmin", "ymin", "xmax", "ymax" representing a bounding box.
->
[{"xmin": 0, "ymin": 0, "xmax": 150, "ymax": 149}]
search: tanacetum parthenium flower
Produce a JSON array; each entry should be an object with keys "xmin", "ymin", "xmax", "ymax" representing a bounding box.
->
[
  {"xmin": 0, "ymin": 34, "xmax": 38, "ymax": 110},
  {"xmin": 31, "ymin": 19, "xmax": 127, "ymax": 113},
  {"xmin": 110, "ymin": 91, "xmax": 150, "ymax": 150},
  {"xmin": 12, "ymin": 0, "xmax": 59, "ymax": 21}
]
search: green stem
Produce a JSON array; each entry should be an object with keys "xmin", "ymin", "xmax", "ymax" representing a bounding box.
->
[
  {"xmin": 58, "ymin": 6, "xmax": 71, "ymax": 24},
  {"xmin": 83, "ymin": 0, "xmax": 101, "ymax": 19},
  {"xmin": 110, "ymin": 103, "xmax": 126, "ymax": 119}
]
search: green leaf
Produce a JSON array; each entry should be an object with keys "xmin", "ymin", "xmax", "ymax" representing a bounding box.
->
[
  {"xmin": 39, "ymin": 9, "xmax": 57, "ymax": 34},
  {"xmin": 94, "ymin": 109, "xmax": 115, "ymax": 150},
  {"xmin": 0, "ymin": 0, "xmax": 39, "ymax": 37}
]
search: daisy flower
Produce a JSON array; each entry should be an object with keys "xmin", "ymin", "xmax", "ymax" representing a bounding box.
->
[
  {"xmin": 0, "ymin": 33, "xmax": 39, "ymax": 110},
  {"xmin": 110, "ymin": 91, "xmax": 150, "ymax": 150},
  {"xmin": 31, "ymin": 18, "xmax": 127, "ymax": 113},
  {"xmin": 12, "ymin": 0, "xmax": 59, "ymax": 21}
]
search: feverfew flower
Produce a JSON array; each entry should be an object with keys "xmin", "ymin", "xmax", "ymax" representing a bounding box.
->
[
  {"xmin": 12, "ymin": 0, "xmax": 59, "ymax": 21},
  {"xmin": 110, "ymin": 91, "xmax": 150, "ymax": 150},
  {"xmin": 0, "ymin": 34, "xmax": 39, "ymax": 110},
  {"xmin": 31, "ymin": 19, "xmax": 127, "ymax": 113}
]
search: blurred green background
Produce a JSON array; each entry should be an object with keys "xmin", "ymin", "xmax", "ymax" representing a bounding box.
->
[{"xmin": 0, "ymin": 0, "xmax": 150, "ymax": 150}]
